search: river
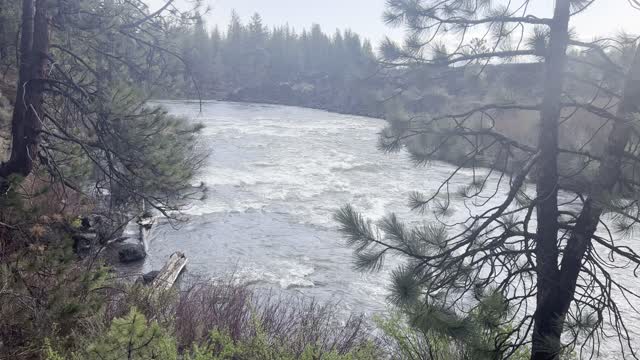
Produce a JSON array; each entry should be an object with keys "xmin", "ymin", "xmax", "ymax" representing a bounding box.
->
[
  {"xmin": 142, "ymin": 100, "xmax": 427, "ymax": 313},
  {"xmin": 140, "ymin": 100, "xmax": 638, "ymax": 358}
]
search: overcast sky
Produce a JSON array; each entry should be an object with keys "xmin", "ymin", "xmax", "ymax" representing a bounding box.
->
[{"xmin": 195, "ymin": 0, "xmax": 640, "ymax": 44}]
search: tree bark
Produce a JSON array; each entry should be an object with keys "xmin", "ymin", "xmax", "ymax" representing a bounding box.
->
[
  {"xmin": 0, "ymin": 0, "xmax": 48, "ymax": 181},
  {"xmin": 0, "ymin": 0, "xmax": 5, "ymax": 61},
  {"xmin": 532, "ymin": 12, "xmax": 640, "ymax": 359},
  {"xmin": 556, "ymin": 43, "xmax": 640, "ymax": 345},
  {"xmin": 151, "ymin": 252, "xmax": 187, "ymax": 291},
  {"xmin": 532, "ymin": 0, "xmax": 571, "ymax": 359}
]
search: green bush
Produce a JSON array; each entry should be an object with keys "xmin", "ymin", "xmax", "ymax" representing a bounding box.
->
[
  {"xmin": 185, "ymin": 327, "xmax": 378, "ymax": 360},
  {"xmin": 82, "ymin": 308, "xmax": 177, "ymax": 360},
  {"xmin": 375, "ymin": 309, "xmax": 532, "ymax": 360},
  {"xmin": 45, "ymin": 307, "xmax": 377, "ymax": 360}
]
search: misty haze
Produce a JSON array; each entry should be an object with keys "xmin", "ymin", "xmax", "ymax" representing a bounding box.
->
[{"xmin": 1, "ymin": 1, "xmax": 640, "ymax": 360}]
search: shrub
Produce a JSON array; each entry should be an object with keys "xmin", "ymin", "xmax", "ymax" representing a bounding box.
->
[
  {"xmin": 375, "ymin": 311, "xmax": 532, "ymax": 360},
  {"xmin": 41, "ymin": 278, "xmax": 382, "ymax": 359},
  {"xmin": 83, "ymin": 308, "xmax": 177, "ymax": 360},
  {"xmin": 171, "ymin": 280, "xmax": 378, "ymax": 357},
  {"xmin": 0, "ymin": 231, "xmax": 109, "ymax": 358},
  {"xmin": 185, "ymin": 327, "xmax": 378, "ymax": 360},
  {"xmin": 48, "ymin": 293, "xmax": 379, "ymax": 360}
]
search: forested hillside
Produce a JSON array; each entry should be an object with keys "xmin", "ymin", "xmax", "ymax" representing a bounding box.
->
[{"xmin": 166, "ymin": 12, "xmax": 383, "ymax": 116}]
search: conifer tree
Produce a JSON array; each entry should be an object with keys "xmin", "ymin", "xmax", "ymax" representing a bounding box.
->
[
  {"xmin": 0, "ymin": 0, "xmax": 205, "ymax": 215},
  {"xmin": 336, "ymin": 1, "xmax": 640, "ymax": 359},
  {"xmin": 167, "ymin": 11, "xmax": 380, "ymax": 116},
  {"xmin": 84, "ymin": 308, "xmax": 177, "ymax": 360}
]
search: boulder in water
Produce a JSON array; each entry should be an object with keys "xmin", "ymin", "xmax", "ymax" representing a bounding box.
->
[{"xmin": 118, "ymin": 243, "xmax": 146, "ymax": 263}]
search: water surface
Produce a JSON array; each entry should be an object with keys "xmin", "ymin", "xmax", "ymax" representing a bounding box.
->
[{"xmin": 142, "ymin": 101, "xmax": 638, "ymax": 357}]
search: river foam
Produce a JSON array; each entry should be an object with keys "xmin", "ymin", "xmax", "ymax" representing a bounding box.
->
[{"xmin": 143, "ymin": 101, "xmax": 639, "ymax": 358}]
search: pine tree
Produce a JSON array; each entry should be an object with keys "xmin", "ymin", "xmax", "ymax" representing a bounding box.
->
[
  {"xmin": 0, "ymin": 0, "xmax": 205, "ymax": 215},
  {"xmin": 161, "ymin": 11, "xmax": 380, "ymax": 116},
  {"xmin": 335, "ymin": 1, "xmax": 640, "ymax": 359},
  {"xmin": 85, "ymin": 308, "xmax": 177, "ymax": 360},
  {"xmin": 246, "ymin": 13, "xmax": 269, "ymax": 88}
]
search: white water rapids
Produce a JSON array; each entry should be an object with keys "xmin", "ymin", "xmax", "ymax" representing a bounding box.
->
[{"xmin": 136, "ymin": 100, "xmax": 639, "ymax": 358}]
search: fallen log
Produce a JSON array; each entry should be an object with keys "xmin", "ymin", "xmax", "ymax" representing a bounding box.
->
[{"xmin": 151, "ymin": 252, "xmax": 187, "ymax": 291}]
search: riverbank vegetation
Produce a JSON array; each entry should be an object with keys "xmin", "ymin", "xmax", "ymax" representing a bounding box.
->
[{"xmin": 6, "ymin": 249, "xmax": 382, "ymax": 360}]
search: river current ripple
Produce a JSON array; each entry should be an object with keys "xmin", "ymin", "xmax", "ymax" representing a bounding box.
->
[{"xmin": 138, "ymin": 101, "xmax": 638, "ymax": 358}]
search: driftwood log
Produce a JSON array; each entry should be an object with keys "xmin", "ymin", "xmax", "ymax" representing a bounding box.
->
[{"xmin": 151, "ymin": 252, "xmax": 188, "ymax": 291}]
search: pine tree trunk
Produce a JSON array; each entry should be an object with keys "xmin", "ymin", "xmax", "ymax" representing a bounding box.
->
[
  {"xmin": 0, "ymin": 0, "xmax": 5, "ymax": 61},
  {"xmin": 531, "ymin": 0, "xmax": 571, "ymax": 359},
  {"xmin": 555, "ymin": 43, "xmax": 640, "ymax": 355},
  {"xmin": 0, "ymin": 0, "xmax": 48, "ymax": 181},
  {"xmin": 532, "ymin": 6, "xmax": 640, "ymax": 359}
]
